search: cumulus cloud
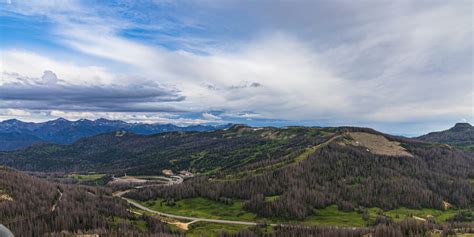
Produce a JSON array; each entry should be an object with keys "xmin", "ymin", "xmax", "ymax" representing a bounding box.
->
[
  {"xmin": 0, "ymin": 50, "xmax": 117, "ymax": 85},
  {"xmin": 41, "ymin": 70, "xmax": 59, "ymax": 85}
]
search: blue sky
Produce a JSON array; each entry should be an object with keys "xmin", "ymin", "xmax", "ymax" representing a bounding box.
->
[{"xmin": 0, "ymin": 0, "xmax": 472, "ymax": 136}]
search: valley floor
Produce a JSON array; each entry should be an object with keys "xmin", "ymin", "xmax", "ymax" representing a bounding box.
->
[{"xmin": 121, "ymin": 195, "xmax": 473, "ymax": 236}]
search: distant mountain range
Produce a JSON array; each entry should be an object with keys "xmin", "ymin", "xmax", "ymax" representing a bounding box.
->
[
  {"xmin": 417, "ymin": 122, "xmax": 474, "ymax": 151},
  {"xmin": 0, "ymin": 118, "xmax": 231, "ymax": 151}
]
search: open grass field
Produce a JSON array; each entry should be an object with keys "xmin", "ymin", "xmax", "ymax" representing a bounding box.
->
[
  {"xmin": 383, "ymin": 207, "xmax": 461, "ymax": 223},
  {"xmin": 137, "ymin": 197, "xmax": 470, "ymax": 228},
  {"xmin": 304, "ymin": 205, "xmax": 367, "ymax": 227},
  {"xmin": 265, "ymin": 195, "xmax": 280, "ymax": 202},
  {"xmin": 68, "ymin": 173, "xmax": 105, "ymax": 181},
  {"xmin": 140, "ymin": 197, "xmax": 257, "ymax": 221},
  {"xmin": 293, "ymin": 146, "xmax": 318, "ymax": 162}
]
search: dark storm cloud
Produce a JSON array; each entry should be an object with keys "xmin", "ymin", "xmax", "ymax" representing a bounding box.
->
[{"xmin": 0, "ymin": 71, "xmax": 185, "ymax": 112}]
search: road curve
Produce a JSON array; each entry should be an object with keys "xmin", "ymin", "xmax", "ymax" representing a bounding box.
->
[
  {"xmin": 122, "ymin": 197, "xmax": 260, "ymax": 226},
  {"xmin": 120, "ymin": 194, "xmax": 369, "ymax": 230}
]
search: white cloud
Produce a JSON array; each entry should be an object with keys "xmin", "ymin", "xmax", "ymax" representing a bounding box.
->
[
  {"xmin": 0, "ymin": 50, "xmax": 116, "ymax": 84},
  {"xmin": 41, "ymin": 70, "xmax": 59, "ymax": 85},
  {"xmin": 202, "ymin": 112, "xmax": 221, "ymax": 120},
  {"xmin": 0, "ymin": 70, "xmax": 184, "ymax": 113}
]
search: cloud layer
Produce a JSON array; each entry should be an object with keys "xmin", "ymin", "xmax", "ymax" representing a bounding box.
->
[
  {"xmin": 0, "ymin": 70, "xmax": 184, "ymax": 112},
  {"xmin": 0, "ymin": 0, "xmax": 472, "ymax": 135}
]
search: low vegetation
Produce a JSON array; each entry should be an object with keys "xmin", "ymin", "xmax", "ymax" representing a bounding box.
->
[
  {"xmin": 135, "ymin": 196, "xmax": 471, "ymax": 228},
  {"xmin": 141, "ymin": 197, "xmax": 257, "ymax": 221},
  {"xmin": 68, "ymin": 173, "xmax": 105, "ymax": 181},
  {"xmin": 187, "ymin": 222, "xmax": 250, "ymax": 237},
  {"xmin": 342, "ymin": 132, "xmax": 413, "ymax": 157}
]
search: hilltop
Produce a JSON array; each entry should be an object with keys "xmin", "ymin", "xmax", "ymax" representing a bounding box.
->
[{"xmin": 417, "ymin": 123, "xmax": 474, "ymax": 151}]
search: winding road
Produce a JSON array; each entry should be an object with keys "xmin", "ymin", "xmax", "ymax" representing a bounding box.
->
[
  {"xmin": 120, "ymin": 196, "xmax": 365, "ymax": 231},
  {"xmin": 114, "ymin": 190, "xmax": 263, "ymax": 226},
  {"xmin": 123, "ymin": 197, "xmax": 260, "ymax": 226}
]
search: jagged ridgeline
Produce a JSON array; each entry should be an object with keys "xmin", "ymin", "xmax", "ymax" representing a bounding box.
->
[{"xmin": 1, "ymin": 125, "xmax": 473, "ymax": 221}]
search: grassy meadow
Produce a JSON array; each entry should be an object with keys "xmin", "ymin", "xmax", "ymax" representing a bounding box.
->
[{"xmin": 136, "ymin": 197, "xmax": 469, "ymax": 228}]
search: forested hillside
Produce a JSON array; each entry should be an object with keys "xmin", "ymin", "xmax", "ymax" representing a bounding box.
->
[
  {"xmin": 1, "ymin": 125, "xmax": 473, "ymax": 219},
  {"xmin": 0, "ymin": 125, "xmax": 330, "ymax": 173},
  {"xmin": 126, "ymin": 138, "xmax": 474, "ymax": 220},
  {"xmin": 0, "ymin": 124, "xmax": 473, "ymax": 236},
  {"xmin": 0, "ymin": 166, "xmax": 178, "ymax": 236}
]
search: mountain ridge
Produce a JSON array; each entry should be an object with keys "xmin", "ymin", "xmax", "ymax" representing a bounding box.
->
[
  {"xmin": 417, "ymin": 122, "xmax": 474, "ymax": 151},
  {"xmin": 0, "ymin": 118, "xmax": 231, "ymax": 151},
  {"xmin": 0, "ymin": 123, "xmax": 467, "ymax": 175}
]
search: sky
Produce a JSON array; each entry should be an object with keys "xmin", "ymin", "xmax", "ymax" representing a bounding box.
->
[{"xmin": 0, "ymin": 0, "xmax": 472, "ymax": 136}]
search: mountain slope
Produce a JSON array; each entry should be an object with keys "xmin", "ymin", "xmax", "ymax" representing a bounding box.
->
[
  {"xmin": 0, "ymin": 118, "xmax": 230, "ymax": 151},
  {"xmin": 0, "ymin": 166, "xmax": 176, "ymax": 236},
  {"xmin": 0, "ymin": 125, "xmax": 329, "ymax": 173},
  {"xmin": 126, "ymin": 131, "xmax": 474, "ymax": 219},
  {"xmin": 1, "ymin": 125, "xmax": 472, "ymax": 176},
  {"xmin": 417, "ymin": 123, "xmax": 474, "ymax": 151},
  {"xmin": 0, "ymin": 132, "xmax": 43, "ymax": 151},
  {"xmin": 1, "ymin": 124, "xmax": 473, "ymax": 222}
]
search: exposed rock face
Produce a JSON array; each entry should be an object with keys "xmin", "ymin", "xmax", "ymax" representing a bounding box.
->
[{"xmin": 341, "ymin": 132, "xmax": 413, "ymax": 157}]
